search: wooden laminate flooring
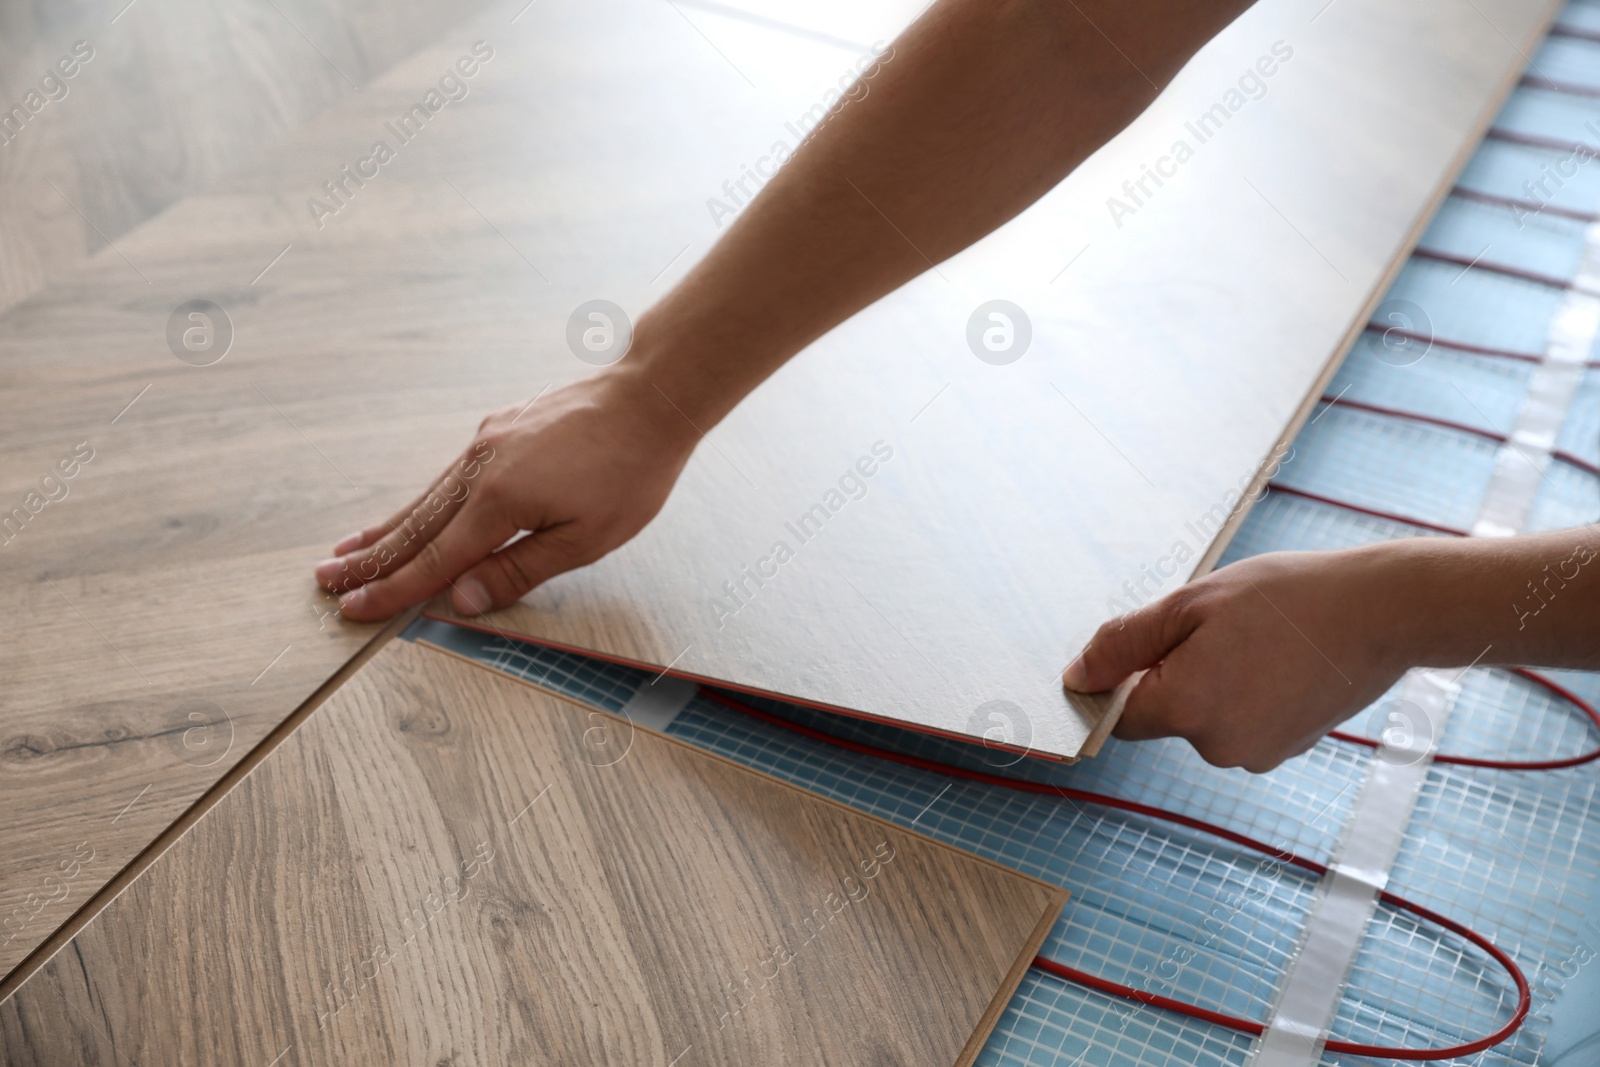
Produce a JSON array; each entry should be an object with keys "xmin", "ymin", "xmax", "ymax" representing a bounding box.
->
[
  {"xmin": 0, "ymin": 0, "xmax": 1555, "ymax": 982},
  {"xmin": 0, "ymin": 639, "xmax": 1065, "ymax": 1066},
  {"xmin": 0, "ymin": 0, "xmax": 498, "ymax": 316}
]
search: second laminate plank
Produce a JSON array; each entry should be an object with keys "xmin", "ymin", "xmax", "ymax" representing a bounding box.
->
[{"xmin": 0, "ymin": 638, "xmax": 1063, "ymax": 1066}]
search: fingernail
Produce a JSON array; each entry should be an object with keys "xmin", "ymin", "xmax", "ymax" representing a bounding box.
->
[
  {"xmin": 452, "ymin": 578, "xmax": 489, "ymax": 616},
  {"xmin": 315, "ymin": 557, "xmax": 346, "ymax": 586},
  {"xmin": 333, "ymin": 531, "xmax": 363, "ymax": 555},
  {"xmin": 339, "ymin": 587, "xmax": 366, "ymax": 615},
  {"xmin": 1062, "ymin": 655, "xmax": 1088, "ymax": 692}
]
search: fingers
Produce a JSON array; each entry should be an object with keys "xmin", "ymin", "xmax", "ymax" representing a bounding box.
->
[
  {"xmin": 328, "ymin": 456, "xmax": 466, "ymax": 559},
  {"xmin": 332, "ymin": 529, "xmax": 366, "ymax": 555},
  {"xmin": 1062, "ymin": 592, "xmax": 1196, "ymax": 693},
  {"xmin": 1112, "ymin": 649, "xmax": 1295, "ymax": 774},
  {"xmin": 1111, "ymin": 663, "xmax": 1187, "ymax": 743},
  {"xmin": 449, "ymin": 530, "xmax": 577, "ymax": 616},
  {"xmin": 337, "ymin": 504, "xmax": 517, "ymax": 621},
  {"xmin": 316, "ymin": 461, "xmax": 477, "ymax": 595}
]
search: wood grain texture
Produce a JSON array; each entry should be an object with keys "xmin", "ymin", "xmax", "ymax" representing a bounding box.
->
[
  {"xmin": 0, "ymin": 639, "xmax": 1064, "ymax": 1066},
  {"xmin": 0, "ymin": 0, "xmax": 1552, "ymax": 975},
  {"xmin": 0, "ymin": 0, "xmax": 713, "ymax": 975}
]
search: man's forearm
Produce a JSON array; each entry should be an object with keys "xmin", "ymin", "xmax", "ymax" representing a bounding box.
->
[
  {"xmin": 619, "ymin": 0, "xmax": 1256, "ymax": 426},
  {"xmin": 1378, "ymin": 526, "xmax": 1600, "ymax": 669}
]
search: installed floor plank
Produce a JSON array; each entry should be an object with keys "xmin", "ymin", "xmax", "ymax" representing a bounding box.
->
[
  {"xmin": 0, "ymin": 0, "xmax": 936, "ymax": 977},
  {"xmin": 0, "ymin": 639, "xmax": 1063, "ymax": 1066}
]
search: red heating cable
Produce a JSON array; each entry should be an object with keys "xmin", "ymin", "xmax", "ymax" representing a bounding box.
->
[
  {"xmin": 1360, "ymin": 323, "xmax": 1544, "ymax": 366},
  {"xmin": 1308, "ymin": 393, "xmax": 1600, "ymax": 479},
  {"xmin": 697, "ymin": 687, "xmax": 1533, "ymax": 1061},
  {"xmin": 1450, "ymin": 184, "xmax": 1600, "ymax": 225},
  {"xmin": 1549, "ymin": 23, "xmax": 1600, "ymax": 45},
  {"xmin": 1274, "ymin": 393, "xmax": 1597, "ymax": 531},
  {"xmin": 1357, "ymin": 322, "xmax": 1600, "ymax": 371},
  {"xmin": 1382, "ymin": 136, "xmax": 1600, "ymax": 368},
  {"xmin": 1263, "ymin": 481, "xmax": 1473, "ymax": 537},
  {"xmin": 1410, "ymin": 246, "xmax": 1591, "ymax": 295},
  {"xmin": 1521, "ymin": 73, "xmax": 1600, "ymax": 99},
  {"xmin": 1484, "ymin": 126, "xmax": 1600, "ymax": 155},
  {"xmin": 1327, "ymin": 667, "xmax": 1600, "ymax": 771}
]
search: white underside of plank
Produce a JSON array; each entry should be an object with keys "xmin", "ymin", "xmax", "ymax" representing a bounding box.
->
[{"xmin": 484, "ymin": 0, "xmax": 1561, "ymax": 759}]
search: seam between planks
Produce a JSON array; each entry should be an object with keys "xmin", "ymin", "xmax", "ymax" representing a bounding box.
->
[{"xmin": 0, "ymin": 606, "xmax": 421, "ymax": 1004}]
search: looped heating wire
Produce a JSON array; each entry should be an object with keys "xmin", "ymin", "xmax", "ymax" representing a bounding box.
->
[
  {"xmin": 1264, "ymin": 482, "xmax": 1472, "ymax": 537},
  {"xmin": 1451, "ymin": 183, "xmax": 1600, "ymax": 225},
  {"xmin": 1518, "ymin": 29, "xmax": 1600, "ymax": 98},
  {"xmin": 1267, "ymin": 388, "xmax": 1600, "ymax": 533},
  {"xmin": 695, "ymin": 688, "xmax": 1533, "ymax": 1061},
  {"xmin": 1327, "ymin": 667, "xmax": 1600, "ymax": 770},
  {"xmin": 1550, "ymin": 22, "xmax": 1600, "ymax": 46},
  {"xmin": 1485, "ymin": 125, "xmax": 1600, "ymax": 155},
  {"xmin": 1521, "ymin": 73, "xmax": 1600, "ymax": 99}
]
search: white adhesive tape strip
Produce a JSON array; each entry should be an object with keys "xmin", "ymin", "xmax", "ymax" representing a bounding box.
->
[
  {"xmin": 618, "ymin": 673, "xmax": 698, "ymax": 733},
  {"xmin": 1251, "ymin": 214, "xmax": 1600, "ymax": 1067},
  {"xmin": 1253, "ymin": 669, "xmax": 1456, "ymax": 1066},
  {"xmin": 1474, "ymin": 290, "xmax": 1595, "ymax": 539}
]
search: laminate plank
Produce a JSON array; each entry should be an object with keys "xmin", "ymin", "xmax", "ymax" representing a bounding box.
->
[
  {"xmin": 443, "ymin": 0, "xmax": 1561, "ymax": 759},
  {"xmin": 0, "ymin": 0, "xmax": 941, "ymax": 977},
  {"xmin": 0, "ymin": 639, "xmax": 1064, "ymax": 1066}
]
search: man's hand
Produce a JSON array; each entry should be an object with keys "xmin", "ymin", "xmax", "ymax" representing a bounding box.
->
[
  {"xmin": 316, "ymin": 366, "xmax": 696, "ymax": 621},
  {"xmin": 1064, "ymin": 528, "xmax": 1600, "ymax": 772},
  {"xmin": 1063, "ymin": 549, "xmax": 1414, "ymax": 773},
  {"xmin": 309, "ymin": 0, "xmax": 1264, "ymax": 622}
]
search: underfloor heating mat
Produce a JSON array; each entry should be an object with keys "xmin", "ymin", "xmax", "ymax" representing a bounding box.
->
[{"xmin": 405, "ymin": 5, "xmax": 1600, "ymax": 1063}]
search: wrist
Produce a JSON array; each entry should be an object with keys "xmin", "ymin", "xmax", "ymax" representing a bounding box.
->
[
  {"xmin": 610, "ymin": 311, "xmax": 731, "ymax": 429},
  {"xmin": 594, "ymin": 357, "xmax": 703, "ymax": 460}
]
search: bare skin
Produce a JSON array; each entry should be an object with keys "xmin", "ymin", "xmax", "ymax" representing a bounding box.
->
[
  {"xmin": 317, "ymin": 0, "xmax": 1257, "ymax": 618},
  {"xmin": 1064, "ymin": 529, "xmax": 1600, "ymax": 771},
  {"xmin": 316, "ymin": 0, "xmax": 1600, "ymax": 772}
]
